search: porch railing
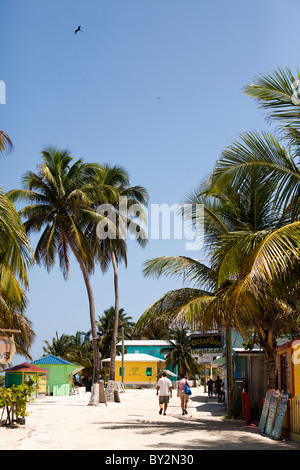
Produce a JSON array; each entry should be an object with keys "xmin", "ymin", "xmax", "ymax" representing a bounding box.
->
[{"xmin": 288, "ymin": 395, "xmax": 300, "ymax": 443}]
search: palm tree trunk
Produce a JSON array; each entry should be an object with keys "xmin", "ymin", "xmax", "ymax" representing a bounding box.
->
[
  {"xmin": 66, "ymin": 236, "xmax": 101, "ymax": 406},
  {"xmin": 263, "ymin": 342, "xmax": 277, "ymax": 390},
  {"xmin": 107, "ymin": 249, "xmax": 119, "ymax": 402},
  {"xmin": 265, "ymin": 354, "xmax": 277, "ymax": 389},
  {"xmin": 225, "ymin": 327, "xmax": 235, "ymax": 417}
]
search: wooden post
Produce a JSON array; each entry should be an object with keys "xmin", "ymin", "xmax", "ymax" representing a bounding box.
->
[{"xmin": 99, "ymin": 381, "xmax": 107, "ymax": 405}]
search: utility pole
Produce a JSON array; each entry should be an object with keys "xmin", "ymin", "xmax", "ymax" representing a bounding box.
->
[{"xmin": 121, "ymin": 327, "xmax": 124, "ymax": 385}]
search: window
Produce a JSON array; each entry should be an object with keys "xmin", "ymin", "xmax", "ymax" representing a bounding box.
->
[
  {"xmin": 146, "ymin": 367, "xmax": 152, "ymax": 377},
  {"xmin": 119, "ymin": 367, "xmax": 125, "ymax": 377}
]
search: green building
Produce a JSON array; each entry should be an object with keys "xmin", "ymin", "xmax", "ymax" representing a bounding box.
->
[
  {"xmin": 5, "ymin": 362, "xmax": 48, "ymax": 397},
  {"xmin": 31, "ymin": 354, "xmax": 83, "ymax": 396}
]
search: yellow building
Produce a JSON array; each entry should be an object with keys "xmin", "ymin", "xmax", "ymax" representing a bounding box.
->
[
  {"xmin": 103, "ymin": 353, "xmax": 165, "ymax": 386},
  {"xmin": 277, "ymin": 339, "xmax": 300, "ymax": 397}
]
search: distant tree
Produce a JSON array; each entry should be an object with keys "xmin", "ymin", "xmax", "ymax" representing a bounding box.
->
[
  {"xmin": 43, "ymin": 332, "xmax": 72, "ymax": 358},
  {"xmin": 67, "ymin": 331, "xmax": 94, "ymax": 384},
  {"xmin": 97, "ymin": 306, "xmax": 135, "ymax": 359},
  {"xmin": 135, "ymin": 318, "xmax": 171, "ymax": 340},
  {"xmin": 161, "ymin": 329, "xmax": 200, "ymax": 377}
]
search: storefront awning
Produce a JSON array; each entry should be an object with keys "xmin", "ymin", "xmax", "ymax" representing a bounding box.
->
[{"xmin": 211, "ymin": 356, "xmax": 226, "ymax": 366}]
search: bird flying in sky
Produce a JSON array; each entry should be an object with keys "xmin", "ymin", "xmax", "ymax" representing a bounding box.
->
[{"xmin": 75, "ymin": 26, "xmax": 82, "ymax": 34}]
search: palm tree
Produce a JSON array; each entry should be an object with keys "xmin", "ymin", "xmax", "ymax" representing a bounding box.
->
[
  {"xmin": 0, "ymin": 133, "xmax": 34, "ymax": 358},
  {"xmin": 43, "ymin": 331, "xmax": 72, "ymax": 357},
  {"xmin": 135, "ymin": 318, "xmax": 171, "ymax": 340},
  {"xmin": 97, "ymin": 306, "xmax": 135, "ymax": 359},
  {"xmin": 8, "ymin": 147, "xmax": 106, "ymax": 405},
  {"xmin": 243, "ymin": 66, "xmax": 300, "ymax": 131},
  {"xmin": 66, "ymin": 331, "xmax": 94, "ymax": 384},
  {"xmin": 161, "ymin": 328, "xmax": 200, "ymax": 376},
  {"xmin": 86, "ymin": 165, "xmax": 148, "ymax": 399},
  {"xmin": 137, "ymin": 170, "xmax": 300, "ymax": 395},
  {"xmin": 0, "ymin": 130, "xmax": 13, "ymax": 153}
]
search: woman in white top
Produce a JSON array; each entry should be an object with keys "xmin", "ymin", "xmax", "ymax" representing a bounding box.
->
[{"xmin": 177, "ymin": 373, "xmax": 190, "ymax": 415}]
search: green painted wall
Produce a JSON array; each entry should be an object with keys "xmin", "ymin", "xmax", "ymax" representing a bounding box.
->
[{"xmin": 34, "ymin": 364, "xmax": 75, "ymax": 395}]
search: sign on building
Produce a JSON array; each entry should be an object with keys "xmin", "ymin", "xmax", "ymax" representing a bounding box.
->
[
  {"xmin": 190, "ymin": 334, "xmax": 223, "ymax": 364},
  {"xmin": 0, "ymin": 336, "xmax": 16, "ymax": 364},
  {"xmin": 190, "ymin": 334, "xmax": 222, "ymax": 349}
]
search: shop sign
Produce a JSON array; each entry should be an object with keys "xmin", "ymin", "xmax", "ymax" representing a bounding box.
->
[
  {"xmin": 0, "ymin": 336, "xmax": 16, "ymax": 363},
  {"xmin": 190, "ymin": 335, "xmax": 222, "ymax": 349}
]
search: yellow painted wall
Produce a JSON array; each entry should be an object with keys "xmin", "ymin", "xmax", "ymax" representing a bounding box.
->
[
  {"xmin": 291, "ymin": 342, "xmax": 300, "ymax": 397},
  {"xmin": 277, "ymin": 341, "xmax": 300, "ymax": 397},
  {"xmin": 114, "ymin": 360, "xmax": 160, "ymax": 384}
]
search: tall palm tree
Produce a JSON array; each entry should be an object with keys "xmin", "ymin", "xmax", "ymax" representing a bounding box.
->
[
  {"xmin": 86, "ymin": 165, "xmax": 148, "ymax": 399},
  {"xmin": 207, "ymin": 68, "xmax": 300, "ymax": 328},
  {"xmin": 8, "ymin": 147, "xmax": 106, "ymax": 405},
  {"xmin": 137, "ymin": 171, "xmax": 299, "ymax": 393}
]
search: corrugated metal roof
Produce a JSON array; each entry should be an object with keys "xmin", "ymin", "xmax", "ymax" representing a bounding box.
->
[{"xmin": 32, "ymin": 354, "xmax": 76, "ymax": 366}]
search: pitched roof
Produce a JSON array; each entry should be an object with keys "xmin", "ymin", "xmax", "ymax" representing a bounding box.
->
[
  {"xmin": 5, "ymin": 362, "xmax": 48, "ymax": 373},
  {"xmin": 32, "ymin": 354, "xmax": 77, "ymax": 366}
]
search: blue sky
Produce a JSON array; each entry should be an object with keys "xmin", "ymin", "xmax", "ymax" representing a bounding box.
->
[{"xmin": 1, "ymin": 0, "xmax": 300, "ymax": 361}]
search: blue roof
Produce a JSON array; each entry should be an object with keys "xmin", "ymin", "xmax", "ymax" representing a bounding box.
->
[{"xmin": 32, "ymin": 354, "xmax": 76, "ymax": 366}]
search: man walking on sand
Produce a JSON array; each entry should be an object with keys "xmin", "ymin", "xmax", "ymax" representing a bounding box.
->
[{"xmin": 156, "ymin": 371, "xmax": 172, "ymax": 415}]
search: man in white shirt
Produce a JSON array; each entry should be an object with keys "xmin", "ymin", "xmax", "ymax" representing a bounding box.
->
[{"xmin": 156, "ymin": 371, "xmax": 172, "ymax": 415}]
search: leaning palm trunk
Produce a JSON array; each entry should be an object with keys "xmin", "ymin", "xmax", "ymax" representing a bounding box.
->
[
  {"xmin": 106, "ymin": 250, "xmax": 120, "ymax": 402},
  {"xmin": 67, "ymin": 236, "xmax": 101, "ymax": 406}
]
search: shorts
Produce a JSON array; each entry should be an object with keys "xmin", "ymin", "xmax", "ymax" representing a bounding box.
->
[
  {"xmin": 179, "ymin": 390, "xmax": 189, "ymax": 399},
  {"xmin": 159, "ymin": 395, "xmax": 170, "ymax": 404}
]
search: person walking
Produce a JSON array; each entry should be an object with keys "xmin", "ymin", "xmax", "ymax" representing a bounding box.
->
[
  {"xmin": 156, "ymin": 371, "xmax": 172, "ymax": 415},
  {"xmin": 177, "ymin": 374, "xmax": 190, "ymax": 415},
  {"xmin": 215, "ymin": 375, "xmax": 223, "ymax": 400},
  {"xmin": 207, "ymin": 377, "xmax": 214, "ymax": 398}
]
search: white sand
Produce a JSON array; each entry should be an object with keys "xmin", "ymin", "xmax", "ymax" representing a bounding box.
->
[{"xmin": 0, "ymin": 387, "xmax": 299, "ymax": 451}]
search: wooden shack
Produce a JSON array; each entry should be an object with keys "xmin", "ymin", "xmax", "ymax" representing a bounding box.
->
[{"xmin": 5, "ymin": 362, "xmax": 48, "ymax": 397}]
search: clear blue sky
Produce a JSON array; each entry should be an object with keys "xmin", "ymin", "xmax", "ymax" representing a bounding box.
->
[{"xmin": 1, "ymin": 0, "xmax": 300, "ymax": 362}]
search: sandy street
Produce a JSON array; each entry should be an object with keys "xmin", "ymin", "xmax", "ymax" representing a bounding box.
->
[{"xmin": 0, "ymin": 387, "xmax": 299, "ymax": 451}]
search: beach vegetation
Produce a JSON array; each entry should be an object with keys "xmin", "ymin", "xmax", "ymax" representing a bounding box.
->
[{"xmin": 0, "ymin": 131, "xmax": 35, "ymax": 359}]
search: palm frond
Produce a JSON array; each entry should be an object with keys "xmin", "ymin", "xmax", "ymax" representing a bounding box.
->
[
  {"xmin": 136, "ymin": 287, "xmax": 216, "ymax": 332},
  {"xmin": 243, "ymin": 66, "xmax": 300, "ymax": 128}
]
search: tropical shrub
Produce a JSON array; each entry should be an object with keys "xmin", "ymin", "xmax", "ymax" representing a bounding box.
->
[{"xmin": 0, "ymin": 381, "xmax": 35, "ymax": 426}]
